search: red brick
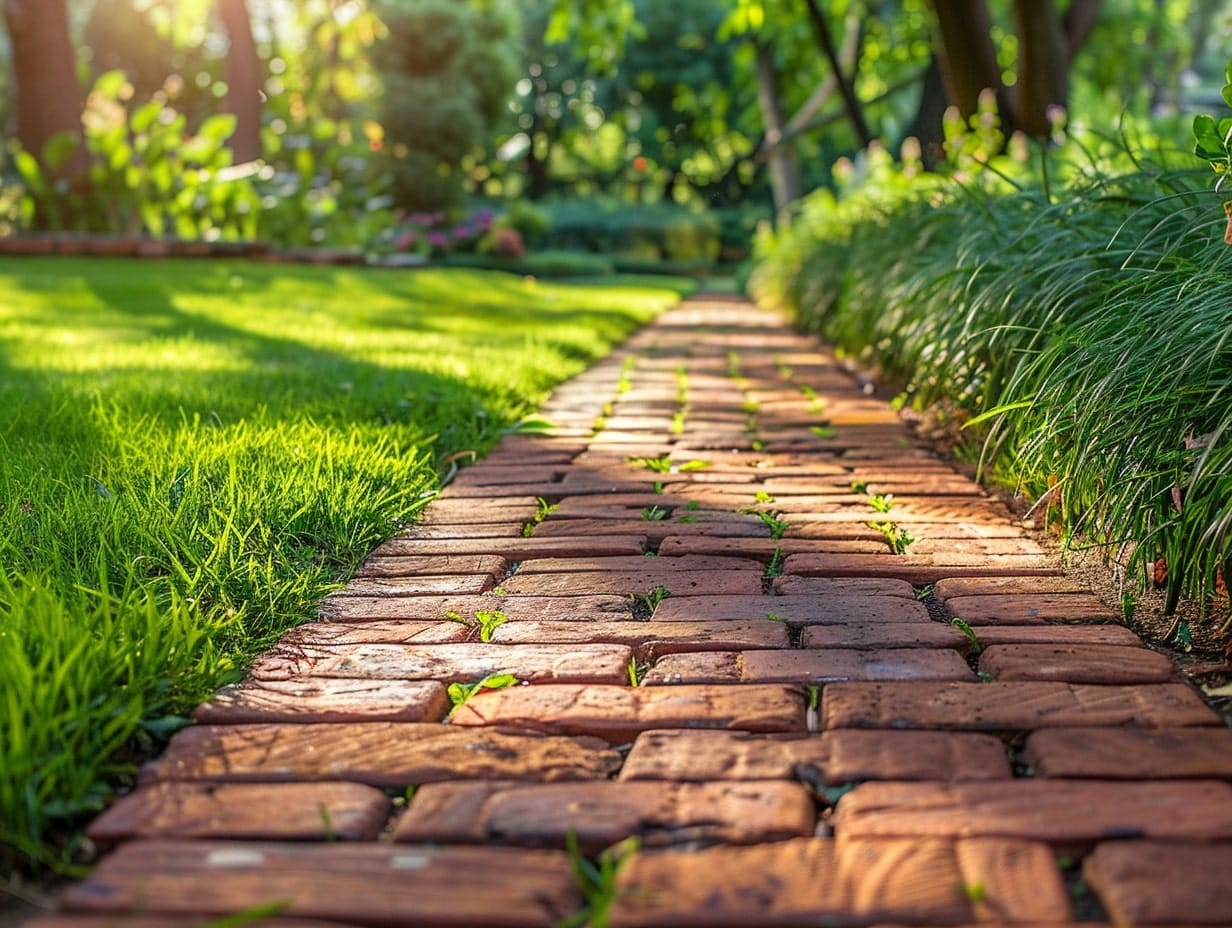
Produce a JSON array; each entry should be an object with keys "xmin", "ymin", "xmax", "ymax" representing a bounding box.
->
[
  {"xmin": 248, "ymin": 642, "xmax": 633, "ymax": 685},
  {"xmin": 449, "ymin": 466, "xmax": 566, "ymax": 487},
  {"xmin": 332, "ymin": 575, "xmax": 493, "ymax": 597},
  {"xmin": 835, "ymin": 779, "xmax": 1232, "ymax": 845},
  {"xmin": 657, "ymin": 536, "xmax": 889, "ymax": 557},
  {"xmin": 60, "ymin": 840, "xmax": 580, "ymax": 926},
  {"xmin": 908, "ymin": 537, "xmax": 1049, "ymax": 557},
  {"xmin": 355, "ymin": 554, "xmax": 507, "ymax": 579},
  {"xmin": 646, "ymin": 649, "xmax": 973, "ymax": 685},
  {"xmin": 502, "ymin": 569, "xmax": 763, "ymax": 596},
  {"xmin": 979, "ymin": 644, "xmax": 1178, "ymax": 684},
  {"xmin": 1025, "ymin": 727, "xmax": 1232, "ymax": 779},
  {"xmin": 771, "ymin": 576, "xmax": 919, "ymax": 598},
  {"xmin": 193, "ymin": 678, "xmax": 449, "ymax": 724},
  {"xmin": 784, "ymin": 553, "xmax": 1060, "ymax": 584},
  {"xmin": 619, "ymin": 729, "xmax": 1011, "ymax": 782},
  {"xmin": 945, "ymin": 593, "xmax": 1118, "ymax": 624},
  {"xmin": 642, "ymin": 651, "xmax": 741, "ymax": 684},
  {"xmin": 514, "ymin": 553, "xmax": 761, "ymax": 574},
  {"xmin": 1083, "ymin": 840, "xmax": 1232, "ymax": 925},
  {"xmin": 86, "ymin": 781, "xmax": 390, "ymax": 845},
  {"xmin": 280, "ymin": 621, "xmax": 469, "ymax": 646},
  {"xmin": 608, "ymin": 836, "xmax": 1070, "ymax": 926},
  {"xmin": 823, "ymin": 681, "xmax": 1221, "ymax": 731},
  {"xmin": 141, "ymin": 723, "xmax": 620, "ymax": 786},
  {"xmin": 407, "ymin": 523, "xmax": 528, "ymax": 539},
  {"xmin": 651, "ymin": 593, "xmax": 928, "ymax": 623},
  {"xmin": 801, "ymin": 622, "xmax": 972, "ymax": 651},
  {"xmin": 394, "ymin": 780, "xmax": 815, "ymax": 852},
  {"xmin": 449, "ymin": 683, "xmax": 806, "ymax": 742},
  {"xmin": 318, "ymin": 593, "xmax": 634, "ymax": 624},
  {"xmin": 933, "ymin": 576, "xmax": 1090, "ymax": 598},
  {"xmin": 966, "ymin": 624, "xmax": 1145, "ymax": 648},
  {"xmin": 489, "ymin": 620, "xmax": 788, "ymax": 654},
  {"xmin": 371, "ymin": 535, "xmax": 648, "ymax": 560}
]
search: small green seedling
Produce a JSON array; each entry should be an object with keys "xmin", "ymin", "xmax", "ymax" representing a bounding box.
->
[
  {"xmin": 766, "ymin": 611, "xmax": 785, "ymax": 623},
  {"xmin": 868, "ymin": 493, "xmax": 894, "ymax": 513},
  {"xmin": 641, "ymin": 505, "xmax": 668, "ymax": 522},
  {"xmin": 685, "ymin": 500, "xmax": 701, "ymax": 511},
  {"xmin": 805, "ymin": 684, "xmax": 821, "ymax": 711},
  {"xmin": 763, "ymin": 547, "xmax": 785, "ymax": 582},
  {"xmin": 474, "ymin": 609, "xmax": 507, "ymax": 643},
  {"xmin": 677, "ymin": 459, "xmax": 709, "ymax": 472},
  {"xmin": 749, "ymin": 510, "xmax": 789, "ymax": 539},
  {"xmin": 677, "ymin": 515, "xmax": 698, "ymax": 523},
  {"xmin": 558, "ymin": 833, "xmax": 641, "ymax": 928},
  {"xmin": 811, "ymin": 425, "xmax": 837, "ymax": 439},
  {"xmin": 447, "ymin": 672, "xmax": 519, "ymax": 713},
  {"xmin": 626, "ymin": 656, "xmax": 652, "ymax": 686},
  {"xmin": 751, "ymin": 439, "xmax": 765, "ymax": 451},
  {"xmin": 671, "ymin": 410, "xmax": 686, "ymax": 434},
  {"xmin": 868, "ymin": 519, "xmax": 915, "ymax": 554},
  {"xmin": 950, "ymin": 617, "xmax": 982, "ymax": 654},
  {"xmin": 754, "ymin": 490, "xmax": 775, "ymax": 504},
  {"xmin": 630, "ymin": 585, "xmax": 671, "ymax": 613},
  {"xmin": 727, "ymin": 350, "xmax": 741, "ymax": 378},
  {"xmin": 628, "ymin": 453, "xmax": 673, "ymax": 473},
  {"xmin": 960, "ymin": 881, "xmax": 987, "ymax": 903},
  {"xmin": 915, "ymin": 584, "xmax": 935, "ymax": 601},
  {"xmin": 850, "ymin": 480, "xmax": 868, "ymax": 494},
  {"xmin": 653, "ymin": 481, "xmax": 665, "ymax": 494}
]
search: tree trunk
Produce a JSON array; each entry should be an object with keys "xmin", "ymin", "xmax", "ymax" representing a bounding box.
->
[
  {"xmin": 929, "ymin": 0, "xmax": 1015, "ymax": 129},
  {"xmin": 217, "ymin": 0, "xmax": 263, "ymax": 163},
  {"xmin": 753, "ymin": 42, "xmax": 802, "ymax": 218},
  {"xmin": 1010, "ymin": 0, "xmax": 1068, "ymax": 136},
  {"xmin": 906, "ymin": 55, "xmax": 950, "ymax": 168},
  {"xmin": 801, "ymin": 0, "xmax": 872, "ymax": 147},
  {"xmin": 2, "ymin": 0, "xmax": 87, "ymax": 174}
]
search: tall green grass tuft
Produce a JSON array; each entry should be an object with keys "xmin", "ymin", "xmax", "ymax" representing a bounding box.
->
[
  {"xmin": 0, "ymin": 259, "xmax": 689, "ymax": 870},
  {"xmin": 752, "ymin": 121, "xmax": 1231, "ymax": 621}
]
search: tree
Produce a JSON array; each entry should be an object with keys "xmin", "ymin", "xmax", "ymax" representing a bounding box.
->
[
  {"xmin": 2, "ymin": 0, "xmax": 87, "ymax": 174},
  {"xmin": 217, "ymin": 0, "xmax": 262, "ymax": 162},
  {"xmin": 929, "ymin": 0, "xmax": 1101, "ymax": 137},
  {"xmin": 373, "ymin": 0, "xmax": 518, "ymax": 211}
]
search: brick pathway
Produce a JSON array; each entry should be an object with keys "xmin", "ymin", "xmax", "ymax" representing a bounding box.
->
[{"xmin": 37, "ymin": 297, "xmax": 1232, "ymax": 926}]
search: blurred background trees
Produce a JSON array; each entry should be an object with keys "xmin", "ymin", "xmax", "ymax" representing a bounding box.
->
[{"xmin": 0, "ymin": 0, "xmax": 1229, "ymax": 261}]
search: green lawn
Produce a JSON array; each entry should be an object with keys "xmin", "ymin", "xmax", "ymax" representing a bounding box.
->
[{"xmin": 0, "ymin": 257, "xmax": 690, "ymax": 871}]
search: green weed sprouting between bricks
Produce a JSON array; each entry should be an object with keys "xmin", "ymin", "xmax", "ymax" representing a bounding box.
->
[
  {"xmin": 523, "ymin": 496, "xmax": 560, "ymax": 537},
  {"xmin": 0, "ymin": 259, "xmax": 691, "ymax": 872},
  {"xmin": 446, "ymin": 673, "xmax": 519, "ymax": 714},
  {"xmin": 745, "ymin": 509, "xmax": 789, "ymax": 540},
  {"xmin": 641, "ymin": 505, "xmax": 669, "ymax": 522},
  {"xmin": 752, "ymin": 111, "xmax": 1232, "ymax": 622},
  {"xmin": 764, "ymin": 547, "xmax": 786, "ymax": 582},
  {"xmin": 558, "ymin": 833, "xmax": 641, "ymax": 928},
  {"xmin": 950, "ymin": 618, "xmax": 982, "ymax": 654},
  {"xmin": 630, "ymin": 585, "xmax": 672, "ymax": 613},
  {"xmin": 626, "ymin": 656, "xmax": 652, "ymax": 686}
]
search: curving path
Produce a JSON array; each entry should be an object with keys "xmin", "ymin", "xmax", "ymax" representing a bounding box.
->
[{"xmin": 35, "ymin": 296, "xmax": 1232, "ymax": 927}]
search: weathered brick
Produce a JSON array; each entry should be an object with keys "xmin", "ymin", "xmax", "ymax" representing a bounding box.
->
[
  {"xmin": 355, "ymin": 554, "xmax": 507, "ymax": 579},
  {"xmin": 502, "ymin": 568, "xmax": 763, "ymax": 597},
  {"xmin": 619, "ymin": 729, "xmax": 1011, "ymax": 782},
  {"xmin": 800, "ymin": 622, "xmax": 972, "ymax": 651},
  {"xmin": 318, "ymin": 593, "xmax": 634, "ymax": 624},
  {"xmin": 141, "ymin": 723, "xmax": 621, "ymax": 786},
  {"xmin": 646, "ymin": 648, "xmax": 973, "ymax": 685},
  {"xmin": 393, "ymin": 780, "xmax": 815, "ymax": 851},
  {"xmin": 514, "ymin": 554, "xmax": 761, "ymax": 574},
  {"xmin": 608, "ymin": 836, "xmax": 1070, "ymax": 926},
  {"xmin": 945, "ymin": 593, "xmax": 1118, "ymax": 624},
  {"xmin": 1083, "ymin": 840, "xmax": 1232, "ymax": 926},
  {"xmin": 193, "ymin": 678, "xmax": 449, "ymax": 724},
  {"xmin": 330, "ymin": 574, "xmax": 493, "ymax": 597},
  {"xmin": 657, "ymin": 535, "xmax": 887, "ymax": 557},
  {"xmin": 371, "ymin": 535, "xmax": 648, "ymax": 561},
  {"xmin": 489, "ymin": 620, "xmax": 788, "ymax": 654},
  {"xmin": 86, "ymin": 781, "xmax": 390, "ymax": 845},
  {"xmin": 449, "ymin": 683, "xmax": 806, "ymax": 742},
  {"xmin": 248, "ymin": 642, "xmax": 633, "ymax": 685},
  {"xmin": 823, "ymin": 681, "xmax": 1220, "ymax": 731},
  {"xmin": 1025, "ymin": 727, "xmax": 1232, "ymax": 779},
  {"xmin": 770, "ymin": 576, "xmax": 919, "ymax": 598},
  {"xmin": 784, "ymin": 553, "xmax": 1060, "ymax": 584},
  {"xmin": 964, "ymin": 624, "xmax": 1145, "ymax": 649},
  {"xmin": 979, "ymin": 644, "xmax": 1178, "ymax": 684},
  {"xmin": 933, "ymin": 576, "xmax": 1090, "ymax": 599},
  {"xmin": 835, "ymin": 779, "xmax": 1232, "ymax": 845},
  {"xmin": 60, "ymin": 840, "xmax": 581, "ymax": 926},
  {"xmin": 280, "ymin": 622, "xmax": 469, "ymax": 646}
]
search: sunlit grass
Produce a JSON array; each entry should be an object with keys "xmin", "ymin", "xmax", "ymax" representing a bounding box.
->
[{"xmin": 0, "ymin": 257, "xmax": 689, "ymax": 871}]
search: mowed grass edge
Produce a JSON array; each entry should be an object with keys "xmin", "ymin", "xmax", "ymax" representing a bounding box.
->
[{"xmin": 0, "ymin": 257, "xmax": 692, "ymax": 870}]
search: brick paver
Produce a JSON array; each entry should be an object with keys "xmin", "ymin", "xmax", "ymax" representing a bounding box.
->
[{"xmin": 51, "ymin": 296, "xmax": 1232, "ymax": 927}]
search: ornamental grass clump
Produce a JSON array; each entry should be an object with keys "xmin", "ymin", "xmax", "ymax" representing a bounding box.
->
[{"xmin": 752, "ymin": 115, "xmax": 1231, "ymax": 622}]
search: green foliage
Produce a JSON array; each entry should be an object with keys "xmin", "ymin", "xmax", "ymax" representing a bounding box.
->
[
  {"xmin": 447, "ymin": 672, "xmax": 519, "ymax": 712},
  {"xmin": 373, "ymin": 0, "xmax": 518, "ymax": 211},
  {"xmin": 541, "ymin": 201, "xmax": 721, "ymax": 265},
  {"xmin": 1192, "ymin": 62, "xmax": 1232, "ymax": 191},
  {"xmin": 753, "ymin": 125, "xmax": 1232, "ymax": 618},
  {"xmin": 0, "ymin": 259, "xmax": 682, "ymax": 871}
]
